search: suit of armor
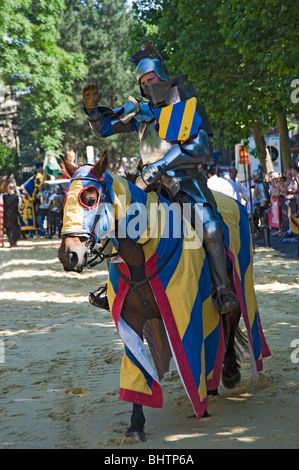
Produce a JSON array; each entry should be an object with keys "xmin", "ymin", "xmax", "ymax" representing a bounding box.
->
[
  {"xmin": 253, "ymin": 171, "xmax": 271, "ymax": 230},
  {"xmin": 83, "ymin": 42, "xmax": 238, "ymax": 313}
]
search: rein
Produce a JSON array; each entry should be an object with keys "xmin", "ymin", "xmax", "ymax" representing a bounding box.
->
[{"xmin": 87, "ymin": 237, "xmax": 118, "ymax": 268}]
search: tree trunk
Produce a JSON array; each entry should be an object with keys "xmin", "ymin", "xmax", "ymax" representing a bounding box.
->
[
  {"xmin": 277, "ymin": 112, "xmax": 292, "ymax": 170},
  {"xmin": 251, "ymin": 122, "xmax": 267, "ymax": 171}
]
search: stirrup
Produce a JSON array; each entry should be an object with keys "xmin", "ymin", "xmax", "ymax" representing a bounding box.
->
[
  {"xmin": 89, "ymin": 284, "xmax": 110, "ymax": 311},
  {"xmin": 215, "ymin": 287, "xmax": 239, "ymax": 314}
]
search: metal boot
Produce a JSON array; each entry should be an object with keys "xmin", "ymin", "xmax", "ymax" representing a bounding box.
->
[{"xmin": 203, "ymin": 210, "xmax": 239, "ymax": 314}]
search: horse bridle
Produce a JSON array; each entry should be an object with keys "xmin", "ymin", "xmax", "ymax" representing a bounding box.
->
[{"xmin": 67, "ymin": 173, "xmax": 112, "ymax": 257}]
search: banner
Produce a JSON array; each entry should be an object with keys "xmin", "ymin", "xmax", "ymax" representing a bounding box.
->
[{"xmin": 268, "ymin": 196, "xmax": 280, "ymax": 228}]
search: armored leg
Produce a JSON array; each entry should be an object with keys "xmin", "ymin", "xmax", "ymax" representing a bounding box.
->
[{"xmin": 202, "ymin": 204, "xmax": 238, "ymax": 314}]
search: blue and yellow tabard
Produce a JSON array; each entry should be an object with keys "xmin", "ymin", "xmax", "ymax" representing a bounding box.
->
[{"xmin": 153, "ymin": 97, "xmax": 203, "ymax": 143}]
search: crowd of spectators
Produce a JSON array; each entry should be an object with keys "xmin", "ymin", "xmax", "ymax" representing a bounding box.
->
[
  {"xmin": 267, "ymin": 165, "xmax": 299, "ymax": 236},
  {"xmin": 34, "ymin": 182, "xmax": 66, "ymax": 239},
  {"xmin": 0, "ymin": 150, "xmax": 74, "ymax": 247},
  {"xmin": 205, "ymin": 162, "xmax": 299, "ymax": 239}
]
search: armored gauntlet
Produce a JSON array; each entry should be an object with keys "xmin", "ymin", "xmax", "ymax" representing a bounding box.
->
[{"xmin": 82, "ymin": 83, "xmax": 102, "ymax": 111}]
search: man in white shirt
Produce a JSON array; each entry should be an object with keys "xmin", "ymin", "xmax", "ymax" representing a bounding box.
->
[
  {"xmin": 207, "ymin": 166, "xmax": 237, "ymax": 199},
  {"xmin": 227, "ymin": 168, "xmax": 250, "ymax": 205}
]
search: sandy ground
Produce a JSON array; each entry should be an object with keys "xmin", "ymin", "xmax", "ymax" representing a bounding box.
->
[{"xmin": 0, "ymin": 237, "xmax": 298, "ymax": 450}]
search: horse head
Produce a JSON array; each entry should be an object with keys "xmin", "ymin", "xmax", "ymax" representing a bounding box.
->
[{"xmin": 58, "ymin": 151, "xmax": 108, "ymax": 272}]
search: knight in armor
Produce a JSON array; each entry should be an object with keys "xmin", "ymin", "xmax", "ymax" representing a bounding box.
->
[
  {"xmin": 252, "ymin": 170, "xmax": 271, "ymax": 234},
  {"xmin": 82, "ymin": 40, "xmax": 238, "ymax": 314}
]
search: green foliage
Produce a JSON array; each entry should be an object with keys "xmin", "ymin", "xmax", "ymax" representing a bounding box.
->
[
  {"xmin": 130, "ymin": 0, "xmax": 299, "ymax": 150},
  {"xmin": 0, "ymin": 0, "xmax": 86, "ymax": 156},
  {"xmin": 0, "ymin": 142, "xmax": 19, "ymax": 175},
  {"xmin": 58, "ymin": 0, "xmax": 140, "ymax": 165}
]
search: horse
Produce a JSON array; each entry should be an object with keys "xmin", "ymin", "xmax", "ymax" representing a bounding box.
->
[
  {"xmin": 0, "ymin": 174, "xmax": 17, "ymax": 194},
  {"xmin": 58, "ymin": 152, "xmax": 270, "ymax": 441}
]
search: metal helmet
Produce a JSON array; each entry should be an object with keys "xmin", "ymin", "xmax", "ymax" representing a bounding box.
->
[
  {"xmin": 129, "ymin": 40, "xmax": 170, "ymax": 101},
  {"xmin": 252, "ymin": 169, "xmax": 264, "ymax": 181},
  {"xmin": 136, "ymin": 57, "xmax": 170, "ymax": 83}
]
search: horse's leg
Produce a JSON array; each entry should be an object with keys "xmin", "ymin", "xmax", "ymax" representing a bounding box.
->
[
  {"xmin": 221, "ymin": 268, "xmax": 243, "ymax": 389},
  {"xmin": 222, "ymin": 308, "xmax": 242, "ymax": 389},
  {"xmin": 126, "ymin": 404, "xmax": 146, "ymax": 442},
  {"xmin": 118, "ymin": 242, "xmax": 161, "ymax": 442}
]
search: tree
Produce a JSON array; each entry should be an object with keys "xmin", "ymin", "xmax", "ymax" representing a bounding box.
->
[
  {"xmin": 218, "ymin": 0, "xmax": 299, "ymax": 169},
  {"xmin": 58, "ymin": 0, "xmax": 140, "ymax": 167},
  {"xmin": 0, "ymin": 0, "xmax": 86, "ymax": 158},
  {"xmin": 130, "ymin": 0, "xmax": 299, "ymax": 170},
  {"xmin": 0, "ymin": 142, "xmax": 19, "ymax": 175}
]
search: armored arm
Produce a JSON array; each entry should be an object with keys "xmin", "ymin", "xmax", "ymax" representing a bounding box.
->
[
  {"xmin": 82, "ymin": 84, "xmax": 139, "ymax": 138},
  {"xmin": 254, "ymin": 182, "xmax": 270, "ymax": 207},
  {"xmin": 141, "ymin": 129, "xmax": 211, "ymax": 184},
  {"xmin": 260, "ymin": 182, "xmax": 270, "ymax": 207}
]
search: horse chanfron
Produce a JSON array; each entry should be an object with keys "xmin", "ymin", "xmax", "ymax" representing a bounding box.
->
[{"xmin": 58, "ymin": 152, "xmax": 108, "ymax": 273}]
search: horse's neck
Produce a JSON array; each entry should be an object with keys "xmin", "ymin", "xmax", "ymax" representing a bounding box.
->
[
  {"xmin": 105, "ymin": 171, "xmax": 165, "ymax": 264},
  {"xmin": 106, "ymin": 171, "xmax": 145, "ymax": 201}
]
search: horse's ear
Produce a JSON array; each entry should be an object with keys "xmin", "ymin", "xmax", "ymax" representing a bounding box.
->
[
  {"xmin": 60, "ymin": 155, "xmax": 77, "ymax": 178},
  {"xmin": 91, "ymin": 151, "xmax": 108, "ymax": 179}
]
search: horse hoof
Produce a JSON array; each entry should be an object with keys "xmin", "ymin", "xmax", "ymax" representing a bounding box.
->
[
  {"xmin": 125, "ymin": 430, "xmax": 147, "ymax": 442},
  {"xmin": 222, "ymin": 362, "xmax": 241, "ymax": 389},
  {"xmin": 208, "ymin": 389, "xmax": 219, "ymax": 396}
]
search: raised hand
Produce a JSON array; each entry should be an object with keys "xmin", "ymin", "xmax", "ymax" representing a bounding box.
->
[{"xmin": 82, "ymin": 83, "xmax": 102, "ymax": 111}]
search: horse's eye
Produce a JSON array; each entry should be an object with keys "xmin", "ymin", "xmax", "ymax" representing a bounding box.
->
[
  {"xmin": 79, "ymin": 187, "xmax": 100, "ymax": 209},
  {"xmin": 86, "ymin": 197, "xmax": 97, "ymax": 207}
]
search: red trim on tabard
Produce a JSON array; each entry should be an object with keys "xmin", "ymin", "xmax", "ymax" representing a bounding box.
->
[
  {"xmin": 111, "ymin": 262, "xmax": 131, "ymax": 325},
  {"xmin": 145, "ymin": 252, "xmax": 208, "ymax": 419},
  {"xmin": 120, "ymin": 380, "xmax": 163, "ymax": 408},
  {"xmin": 257, "ymin": 309, "xmax": 271, "ymax": 359},
  {"xmin": 207, "ymin": 317, "xmax": 225, "ymax": 391}
]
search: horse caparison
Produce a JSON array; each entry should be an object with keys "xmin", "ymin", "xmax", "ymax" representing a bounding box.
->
[{"xmin": 58, "ymin": 152, "xmax": 248, "ymax": 442}]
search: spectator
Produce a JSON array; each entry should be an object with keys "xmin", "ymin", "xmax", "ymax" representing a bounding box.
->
[
  {"xmin": 61, "ymin": 150, "xmax": 78, "ymax": 179},
  {"xmin": 47, "ymin": 185, "xmax": 65, "ymax": 238},
  {"xmin": 291, "ymin": 165, "xmax": 299, "ymax": 217},
  {"xmin": 227, "ymin": 168, "xmax": 250, "ymax": 206},
  {"xmin": 207, "ymin": 166, "xmax": 237, "ymax": 199},
  {"xmin": 36, "ymin": 182, "xmax": 51, "ymax": 237},
  {"xmin": 291, "ymin": 164, "xmax": 299, "ymax": 187},
  {"xmin": 44, "ymin": 151, "xmax": 62, "ymax": 180},
  {"xmin": 252, "ymin": 170, "xmax": 271, "ymax": 238},
  {"xmin": 3, "ymin": 183, "xmax": 21, "ymax": 247}
]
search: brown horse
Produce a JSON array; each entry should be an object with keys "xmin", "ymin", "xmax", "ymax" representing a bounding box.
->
[
  {"xmin": 58, "ymin": 152, "xmax": 269, "ymax": 441},
  {"xmin": 0, "ymin": 174, "xmax": 17, "ymax": 194}
]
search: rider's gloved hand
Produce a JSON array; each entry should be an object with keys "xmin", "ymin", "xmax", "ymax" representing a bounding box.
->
[
  {"xmin": 82, "ymin": 83, "xmax": 102, "ymax": 112},
  {"xmin": 141, "ymin": 163, "xmax": 159, "ymax": 184}
]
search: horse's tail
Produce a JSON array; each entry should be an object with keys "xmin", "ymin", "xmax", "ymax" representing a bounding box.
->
[
  {"xmin": 234, "ymin": 326, "xmax": 249, "ymax": 361},
  {"xmin": 222, "ymin": 315, "xmax": 249, "ymax": 362}
]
